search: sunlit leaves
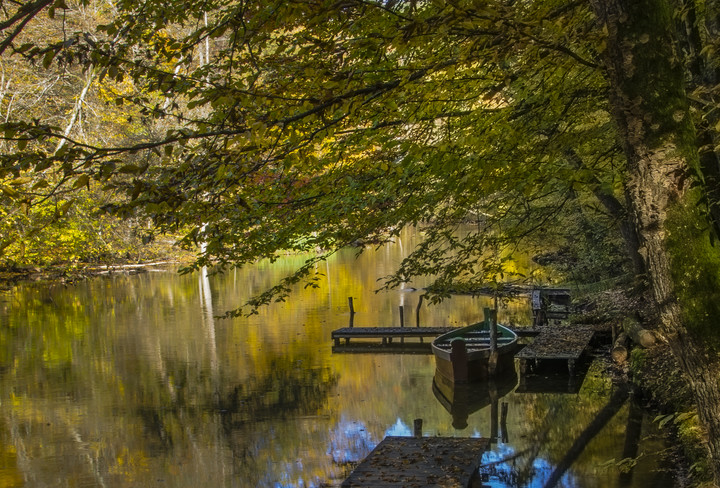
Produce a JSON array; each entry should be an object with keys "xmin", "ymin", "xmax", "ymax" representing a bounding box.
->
[{"xmin": 0, "ymin": 0, "xmax": 632, "ymax": 308}]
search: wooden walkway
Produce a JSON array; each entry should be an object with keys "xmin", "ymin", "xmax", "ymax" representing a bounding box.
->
[
  {"xmin": 332, "ymin": 327, "xmax": 456, "ymax": 346},
  {"xmin": 515, "ymin": 325, "xmax": 595, "ymax": 375},
  {"xmin": 331, "ymin": 326, "xmax": 540, "ymax": 347},
  {"xmin": 341, "ymin": 436, "xmax": 489, "ymax": 487}
]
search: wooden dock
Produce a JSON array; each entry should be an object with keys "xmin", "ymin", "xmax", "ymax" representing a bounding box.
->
[
  {"xmin": 515, "ymin": 325, "xmax": 595, "ymax": 375},
  {"xmin": 331, "ymin": 326, "xmax": 540, "ymax": 347},
  {"xmin": 341, "ymin": 436, "xmax": 489, "ymax": 487},
  {"xmin": 332, "ymin": 327, "xmax": 456, "ymax": 346},
  {"xmin": 332, "ymin": 342, "xmax": 434, "ymax": 354}
]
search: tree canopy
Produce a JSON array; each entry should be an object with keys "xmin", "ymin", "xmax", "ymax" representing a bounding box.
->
[{"xmin": 1, "ymin": 0, "xmax": 630, "ymax": 301}]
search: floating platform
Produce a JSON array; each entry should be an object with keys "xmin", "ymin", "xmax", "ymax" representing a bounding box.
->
[
  {"xmin": 341, "ymin": 436, "xmax": 489, "ymax": 487},
  {"xmin": 515, "ymin": 325, "xmax": 595, "ymax": 375}
]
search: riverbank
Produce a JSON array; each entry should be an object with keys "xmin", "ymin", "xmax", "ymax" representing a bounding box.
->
[
  {"xmin": 0, "ymin": 256, "xmax": 194, "ymax": 291},
  {"xmin": 574, "ymin": 287, "xmax": 702, "ymax": 487}
]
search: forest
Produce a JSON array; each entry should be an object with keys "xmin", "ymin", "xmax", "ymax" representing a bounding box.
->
[{"xmin": 1, "ymin": 0, "xmax": 720, "ymax": 486}]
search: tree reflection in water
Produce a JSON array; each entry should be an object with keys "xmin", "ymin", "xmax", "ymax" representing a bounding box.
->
[{"xmin": 0, "ymin": 228, "xmax": 677, "ymax": 487}]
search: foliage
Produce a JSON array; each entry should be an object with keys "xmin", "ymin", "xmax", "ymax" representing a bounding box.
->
[
  {"xmin": 1, "ymin": 0, "xmax": 635, "ymax": 311},
  {"xmin": 0, "ymin": 187, "xmax": 168, "ymax": 268},
  {"xmin": 655, "ymin": 410, "xmax": 713, "ymax": 484},
  {"xmin": 0, "ymin": 0, "xmax": 175, "ymax": 270}
]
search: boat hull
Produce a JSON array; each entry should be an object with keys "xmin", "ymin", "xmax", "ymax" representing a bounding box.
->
[{"xmin": 432, "ymin": 322, "xmax": 519, "ymax": 383}]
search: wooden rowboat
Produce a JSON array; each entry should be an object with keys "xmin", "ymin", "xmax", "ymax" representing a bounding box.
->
[{"xmin": 431, "ymin": 312, "xmax": 519, "ymax": 383}]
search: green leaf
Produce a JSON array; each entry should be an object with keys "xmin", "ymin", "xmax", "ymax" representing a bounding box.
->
[
  {"xmin": 118, "ymin": 164, "xmax": 141, "ymax": 174},
  {"xmin": 57, "ymin": 200, "xmax": 73, "ymax": 216},
  {"xmin": 73, "ymin": 175, "xmax": 90, "ymax": 189},
  {"xmin": 42, "ymin": 51, "xmax": 56, "ymax": 69}
]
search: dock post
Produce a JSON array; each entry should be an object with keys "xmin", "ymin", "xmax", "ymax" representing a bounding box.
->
[
  {"xmin": 416, "ymin": 295, "xmax": 424, "ymax": 342},
  {"xmin": 415, "ymin": 295, "xmax": 424, "ymax": 327},
  {"xmin": 486, "ymin": 307, "xmax": 498, "ymax": 377},
  {"xmin": 519, "ymin": 358, "xmax": 529, "ymax": 374},
  {"xmin": 399, "ymin": 305, "xmax": 405, "ymax": 343},
  {"xmin": 348, "ymin": 297, "xmax": 355, "ymax": 328},
  {"xmin": 413, "ymin": 418, "xmax": 423, "ymax": 438}
]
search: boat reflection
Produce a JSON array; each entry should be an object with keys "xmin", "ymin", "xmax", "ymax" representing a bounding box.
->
[{"xmin": 432, "ymin": 367, "xmax": 518, "ymax": 431}]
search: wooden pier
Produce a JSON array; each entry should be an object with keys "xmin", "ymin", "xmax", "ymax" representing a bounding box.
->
[
  {"xmin": 341, "ymin": 436, "xmax": 489, "ymax": 487},
  {"xmin": 515, "ymin": 325, "xmax": 595, "ymax": 375},
  {"xmin": 332, "ymin": 327, "xmax": 456, "ymax": 346},
  {"xmin": 331, "ymin": 326, "xmax": 540, "ymax": 348}
]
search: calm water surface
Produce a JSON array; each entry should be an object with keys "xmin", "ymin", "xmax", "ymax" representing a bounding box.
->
[{"xmin": 0, "ymin": 229, "xmax": 674, "ymax": 487}]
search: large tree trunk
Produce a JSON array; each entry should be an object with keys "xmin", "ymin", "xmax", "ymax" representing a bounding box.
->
[{"xmin": 590, "ymin": 0, "xmax": 720, "ymax": 485}]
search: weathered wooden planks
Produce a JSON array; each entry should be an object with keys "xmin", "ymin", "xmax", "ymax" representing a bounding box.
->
[
  {"xmin": 341, "ymin": 436, "xmax": 489, "ymax": 487},
  {"xmin": 515, "ymin": 325, "xmax": 595, "ymax": 375},
  {"xmin": 331, "ymin": 327, "xmax": 457, "ymax": 346},
  {"xmin": 331, "ymin": 326, "xmax": 540, "ymax": 347}
]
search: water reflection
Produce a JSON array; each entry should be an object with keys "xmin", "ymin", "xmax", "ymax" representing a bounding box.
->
[
  {"xmin": 433, "ymin": 369, "xmax": 518, "ymax": 431},
  {"xmin": 0, "ymin": 228, "xmax": 674, "ymax": 487},
  {"xmin": 452, "ymin": 365, "xmax": 675, "ymax": 488}
]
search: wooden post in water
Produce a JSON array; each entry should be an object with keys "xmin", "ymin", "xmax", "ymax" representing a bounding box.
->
[
  {"xmin": 413, "ymin": 418, "xmax": 423, "ymax": 438},
  {"xmin": 399, "ymin": 305, "xmax": 405, "ymax": 343},
  {"xmin": 486, "ymin": 307, "xmax": 499, "ymax": 377},
  {"xmin": 415, "ymin": 295, "xmax": 424, "ymax": 327},
  {"xmin": 416, "ymin": 295, "xmax": 424, "ymax": 342},
  {"xmin": 348, "ymin": 297, "xmax": 355, "ymax": 328}
]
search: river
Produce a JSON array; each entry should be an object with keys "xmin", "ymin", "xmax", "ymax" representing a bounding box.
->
[{"xmin": 0, "ymin": 228, "xmax": 675, "ymax": 487}]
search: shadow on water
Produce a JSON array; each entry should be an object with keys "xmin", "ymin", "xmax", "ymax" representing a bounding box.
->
[
  {"xmin": 516, "ymin": 357, "xmax": 592, "ymax": 395},
  {"xmin": 430, "ymin": 361, "xmax": 678, "ymax": 488}
]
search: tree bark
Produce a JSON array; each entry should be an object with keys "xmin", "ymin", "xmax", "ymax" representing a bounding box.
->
[
  {"xmin": 590, "ymin": 0, "xmax": 720, "ymax": 485},
  {"xmin": 622, "ymin": 317, "xmax": 657, "ymax": 348}
]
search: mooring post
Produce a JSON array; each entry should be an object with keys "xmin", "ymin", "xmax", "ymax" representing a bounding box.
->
[
  {"xmin": 413, "ymin": 418, "xmax": 423, "ymax": 438},
  {"xmin": 348, "ymin": 297, "xmax": 355, "ymax": 328},
  {"xmin": 416, "ymin": 295, "xmax": 424, "ymax": 342},
  {"xmin": 415, "ymin": 295, "xmax": 424, "ymax": 327},
  {"xmin": 486, "ymin": 307, "xmax": 498, "ymax": 377}
]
